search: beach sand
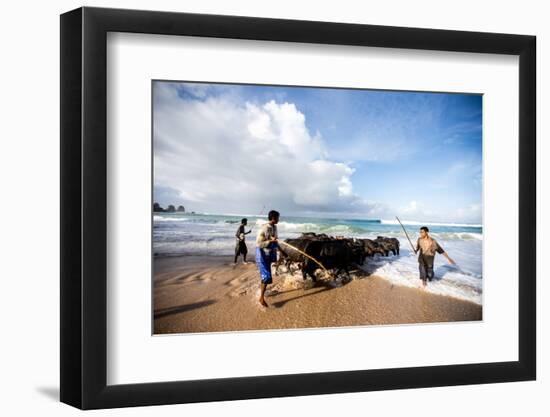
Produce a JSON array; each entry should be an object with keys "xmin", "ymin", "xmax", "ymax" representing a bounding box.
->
[{"xmin": 153, "ymin": 255, "xmax": 482, "ymax": 334}]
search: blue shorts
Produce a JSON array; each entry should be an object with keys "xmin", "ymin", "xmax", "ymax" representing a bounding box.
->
[{"xmin": 255, "ymin": 243, "xmax": 278, "ymax": 284}]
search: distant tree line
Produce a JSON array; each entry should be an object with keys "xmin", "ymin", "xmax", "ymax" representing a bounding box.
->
[{"xmin": 153, "ymin": 202, "xmax": 185, "ymax": 213}]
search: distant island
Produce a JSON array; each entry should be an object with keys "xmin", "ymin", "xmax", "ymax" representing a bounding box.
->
[{"xmin": 153, "ymin": 202, "xmax": 185, "ymax": 213}]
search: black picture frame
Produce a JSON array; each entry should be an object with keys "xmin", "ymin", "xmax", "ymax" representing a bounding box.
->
[{"xmin": 60, "ymin": 6, "xmax": 536, "ymax": 410}]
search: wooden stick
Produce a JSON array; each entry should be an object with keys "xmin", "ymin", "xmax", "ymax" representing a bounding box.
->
[
  {"xmin": 278, "ymin": 240, "xmax": 328, "ymax": 272},
  {"xmin": 396, "ymin": 216, "xmax": 416, "ymax": 254},
  {"xmin": 249, "ymin": 204, "xmax": 266, "ymax": 233}
]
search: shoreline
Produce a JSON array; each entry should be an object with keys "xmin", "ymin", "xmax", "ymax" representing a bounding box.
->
[{"xmin": 154, "ymin": 255, "xmax": 482, "ymax": 334}]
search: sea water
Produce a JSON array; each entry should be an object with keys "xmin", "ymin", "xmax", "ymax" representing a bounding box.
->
[{"xmin": 153, "ymin": 213, "xmax": 482, "ymax": 304}]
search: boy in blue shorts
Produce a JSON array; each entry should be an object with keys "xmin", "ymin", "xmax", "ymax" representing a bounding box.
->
[{"xmin": 255, "ymin": 210, "xmax": 280, "ymax": 307}]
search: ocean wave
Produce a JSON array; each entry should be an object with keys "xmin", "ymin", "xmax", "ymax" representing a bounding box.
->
[
  {"xmin": 154, "ymin": 238, "xmax": 235, "ymax": 256},
  {"xmin": 381, "ymin": 219, "xmax": 482, "ymax": 228},
  {"xmin": 253, "ymin": 220, "xmax": 367, "ymax": 235},
  {"xmin": 432, "ymin": 232, "xmax": 483, "ymax": 241},
  {"xmin": 323, "ymin": 224, "xmax": 352, "ymax": 233},
  {"xmin": 253, "ymin": 219, "xmax": 319, "ymax": 232},
  {"xmin": 276, "ymin": 221, "xmax": 320, "ymax": 232},
  {"xmin": 153, "ymin": 215, "xmax": 189, "ymax": 222}
]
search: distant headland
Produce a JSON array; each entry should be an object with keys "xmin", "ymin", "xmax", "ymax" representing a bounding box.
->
[{"xmin": 153, "ymin": 202, "xmax": 185, "ymax": 213}]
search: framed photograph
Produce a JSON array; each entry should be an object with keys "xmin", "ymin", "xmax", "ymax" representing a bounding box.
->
[{"xmin": 60, "ymin": 6, "xmax": 536, "ymax": 409}]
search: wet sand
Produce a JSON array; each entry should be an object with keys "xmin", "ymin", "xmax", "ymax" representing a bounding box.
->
[{"xmin": 153, "ymin": 255, "xmax": 482, "ymax": 334}]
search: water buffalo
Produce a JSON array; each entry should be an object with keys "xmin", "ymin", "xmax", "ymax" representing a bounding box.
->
[
  {"xmin": 274, "ymin": 237, "xmax": 311, "ymax": 275},
  {"xmin": 300, "ymin": 239, "xmax": 354, "ymax": 281},
  {"xmin": 344, "ymin": 238, "xmax": 367, "ymax": 266},
  {"xmin": 360, "ymin": 238, "xmax": 386, "ymax": 257},
  {"xmin": 274, "ymin": 233, "xmax": 398, "ymax": 283},
  {"xmin": 277, "ymin": 233, "xmax": 365, "ymax": 281},
  {"xmin": 375, "ymin": 236, "xmax": 400, "ymax": 256},
  {"xmin": 300, "ymin": 232, "xmax": 330, "ymax": 240}
]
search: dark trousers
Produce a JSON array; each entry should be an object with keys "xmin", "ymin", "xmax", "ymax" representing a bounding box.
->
[
  {"xmin": 234, "ymin": 240, "xmax": 248, "ymax": 262},
  {"xmin": 419, "ymin": 260, "xmax": 434, "ymax": 282}
]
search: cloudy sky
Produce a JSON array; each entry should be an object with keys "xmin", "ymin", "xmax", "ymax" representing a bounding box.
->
[{"xmin": 153, "ymin": 81, "xmax": 482, "ymax": 224}]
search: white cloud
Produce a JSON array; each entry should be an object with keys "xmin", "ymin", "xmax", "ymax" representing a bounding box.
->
[
  {"xmin": 398, "ymin": 200, "xmax": 435, "ymax": 220},
  {"xmin": 452, "ymin": 204, "xmax": 482, "ymax": 224},
  {"xmin": 396, "ymin": 200, "xmax": 481, "ymax": 224},
  {"xmin": 153, "ymin": 83, "xmax": 371, "ymax": 215}
]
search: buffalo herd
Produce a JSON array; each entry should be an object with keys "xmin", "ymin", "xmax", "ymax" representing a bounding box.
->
[{"xmin": 275, "ymin": 232, "xmax": 400, "ymax": 281}]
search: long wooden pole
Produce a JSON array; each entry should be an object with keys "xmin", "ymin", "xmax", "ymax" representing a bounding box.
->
[
  {"xmin": 396, "ymin": 216, "xmax": 416, "ymax": 254},
  {"xmin": 249, "ymin": 204, "xmax": 266, "ymax": 233},
  {"xmin": 278, "ymin": 240, "xmax": 328, "ymax": 272}
]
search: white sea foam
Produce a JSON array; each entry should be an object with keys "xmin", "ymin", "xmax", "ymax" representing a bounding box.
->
[
  {"xmin": 364, "ymin": 237, "xmax": 482, "ymax": 304},
  {"xmin": 275, "ymin": 221, "xmax": 319, "ymax": 231},
  {"xmin": 251, "ymin": 220, "xmax": 358, "ymax": 234},
  {"xmin": 253, "ymin": 219, "xmax": 320, "ymax": 232},
  {"xmin": 153, "ymin": 215, "xmax": 189, "ymax": 222},
  {"xmin": 381, "ymin": 219, "xmax": 482, "ymax": 228},
  {"xmin": 435, "ymin": 232, "xmax": 483, "ymax": 241},
  {"xmin": 324, "ymin": 224, "xmax": 353, "ymax": 233}
]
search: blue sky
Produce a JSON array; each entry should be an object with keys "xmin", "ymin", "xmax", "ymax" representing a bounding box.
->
[{"xmin": 154, "ymin": 81, "xmax": 482, "ymax": 224}]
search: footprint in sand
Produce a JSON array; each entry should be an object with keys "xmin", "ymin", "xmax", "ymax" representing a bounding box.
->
[
  {"xmin": 229, "ymin": 286, "xmax": 253, "ymax": 297},
  {"xmin": 175, "ymin": 273, "xmax": 213, "ymax": 285},
  {"xmin": 227, "ymin": 276, "xmax": 251, "ymax": 287},
  {"xmin": 228, "ymin": 279, "xmax": 258, "ymax": 297}
]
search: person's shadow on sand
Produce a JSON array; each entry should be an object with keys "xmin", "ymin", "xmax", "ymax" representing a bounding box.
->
[
  {"xmin": 154, "ymin": 300, "xmax": 216, "ymax": 319},
  {"xmin": 269, "ymin": 280, "xmax": 345, "ymax": 309}
]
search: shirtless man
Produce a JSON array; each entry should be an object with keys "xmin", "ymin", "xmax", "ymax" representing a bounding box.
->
[{"xmin": 415, "ymin": 226, "xmax": 455, "ymax": 287}]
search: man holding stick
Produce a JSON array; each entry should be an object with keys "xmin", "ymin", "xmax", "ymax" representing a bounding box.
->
[
  {"xmin": 396, "ymin": 217, "xmax": 456, "ymax": 287},
  {"xmin": 233, "ymin": 218, "xmax": 251, "ymax": 265},
  {"xmin": 255, "ymin": 210, "xmax": 280, "ymax": 307},
  {"xmin": 415, "ymin": 226, "xmax": 456, "ymax": 287}
]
